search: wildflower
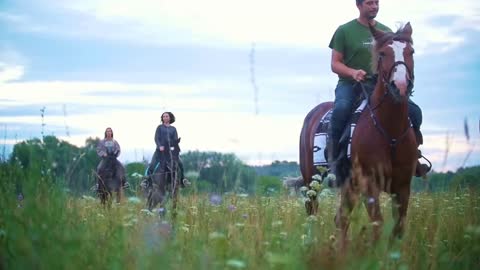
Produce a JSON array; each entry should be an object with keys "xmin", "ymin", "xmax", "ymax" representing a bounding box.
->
[
  {"xmin": 228, "ymin": 204, "xmax": 237, "ymax": 212},
  {"xmin": 306, "ymin": 190, "xmax": 317, "ymax": 198},
  {"xmin": 226, "ymin": 259, "xmax": 246, "ymax": 269},
  {"xmin": 209, "ymin": 194, "xmax": 222, "ymax": 206},
  {"xmin": 325, "ymin": 173, "xmax": 336, "ymax": 183},
  {"xmin": 140, "ymin": 209, "xmax": 155, "ymax": 216},
  {"xmin": 128, "ymin": 197, "xmax": 142, "ymax": 204},
  {"xmin": 209, "ymin": 231, "xmax": 226, "ymax": 240},
  {"xmin": 312, "ymin": 174, "xmax": 323, "ymax": 181},
  {"xmin": 389, "ymin": 251, "xmax": 401, "ymax": 260},
  {"xmin": 307, "ymin": 215, "xmax": 317, "ymax": 223},
  {"xmin": 299, "ymin": 186, "xmax": 309, "ymax": 192},
  {"xmin": 309, "ymin": 180, "xmax": 322, "ymax": 192},
  {"xmin": 329, "ymin": 234, "xmax": 336, "ymax": 242},
  {"xmin": 367, "ymin": 197, "xmax": 375, "ymax": 204},
  {"xmin": 371, "ymin": 221, "xmax": 381, "ymax": 226},
  {"xmin": 272, "ymin": 220, "xmax": 283, "ymax": 227},
  {"xmin": 316, "ymin": 166, "xmax": 327, "ymax": 174},
  {"xmin": 131, "ymin": 172, "xmax": 143, "ymax": 178},
  {"xmin": 82, "ymin": 195, "xmax": 95, "ymax": 201}
]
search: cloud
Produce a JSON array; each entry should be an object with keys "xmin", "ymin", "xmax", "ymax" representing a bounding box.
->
[
  {"xmin": 0, "ymin": 46, "xmax": 28, "ymax": 82},
  {"xmin": 0, "ymin": 63, "xmax": 24, "ymax": 82},
  {"xmin": 3, "ymin": 0, "xmax": 477, "ymax": 50}
]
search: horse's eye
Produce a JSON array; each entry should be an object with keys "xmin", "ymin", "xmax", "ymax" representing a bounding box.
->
[
  {"xmin": 410, "ymin": 49, "xmax": 415, "ymax": 55},
  {"xmin": 379, "ymin": 52, "xmax": 386, "ymax": 57}
]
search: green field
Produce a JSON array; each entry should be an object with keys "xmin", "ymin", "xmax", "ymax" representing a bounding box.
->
[{"xmin": 1, "ymin": 178, "xmax": 479, "ymax": 270}]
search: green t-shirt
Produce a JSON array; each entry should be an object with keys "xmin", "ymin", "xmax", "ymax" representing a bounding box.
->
[{"xmin": 329, "ymin": 19, "xmax": 392, "ymax": 82}]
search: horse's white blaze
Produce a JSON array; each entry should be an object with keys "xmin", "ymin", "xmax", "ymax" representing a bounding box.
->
[{"xmin": 389, "ymin": 41, "xmax": 407, "ymax": 83}]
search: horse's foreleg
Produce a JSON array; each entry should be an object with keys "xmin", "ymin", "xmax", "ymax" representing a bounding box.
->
[
  {"xmin": 361, "ymin": 177, "xmax": 383, "ymax": 244},
  {"xmin": 147, "ymin": 184, "xmax": 164, "ymax": 211},
  {"xmin": 148, "ymin": 173, "xmax": 167, "ymax": 211},
  {"xmin": 335, "ymin": 185, "xmax": 358, "ymax": 252},
  {"xmin": 116, "ymin": 189, "xmax": 122, "ymax": 204},
  {"xmin": 364, "ymin": 194, "xmax": 383, "ymax": 244},
  {"xmin": 391, "ymin": 187, "xmax": 411, "ymax": 239},
  {"xmin": 170, "ymin": 171, "xmax": 180, "ymax": 220}
]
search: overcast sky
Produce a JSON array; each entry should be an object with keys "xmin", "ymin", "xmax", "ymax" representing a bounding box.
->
[{"xmin": 1, "ymin": 0, "xmax": 479, "ymax": 172}]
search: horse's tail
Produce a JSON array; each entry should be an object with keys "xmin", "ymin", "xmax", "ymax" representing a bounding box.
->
[{"xmin": 299, "ymin": 102, "xmax": 334, "ymax": 186}]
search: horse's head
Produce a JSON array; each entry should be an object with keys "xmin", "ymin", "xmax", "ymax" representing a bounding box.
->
[
  {"xmin": 370, "ymin": 22, "xmax": 414, "ymax": 103},
  {"xmin": 171, "ymin": 138, "xmax": 181, "ymax": 159}
]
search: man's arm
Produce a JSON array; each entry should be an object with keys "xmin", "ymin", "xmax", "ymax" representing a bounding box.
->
[{"xmin": 331, "ymin": 49, "xmax": 366, "ymax": 82}]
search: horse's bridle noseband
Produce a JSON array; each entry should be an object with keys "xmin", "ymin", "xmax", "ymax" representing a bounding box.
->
[{"xmin": 378, "ymin": 54, "xmax": 415, "ymax": 97}]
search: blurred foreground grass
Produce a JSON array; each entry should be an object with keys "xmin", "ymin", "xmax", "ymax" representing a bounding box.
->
[{"xmin": 1, "ymin": 178, "xmax": 479, "ymax": 270}]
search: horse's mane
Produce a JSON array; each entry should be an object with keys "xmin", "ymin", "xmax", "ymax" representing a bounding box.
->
[{"xmin": 371, "ymin": 24, "xmax": 413, "ymax": 72}]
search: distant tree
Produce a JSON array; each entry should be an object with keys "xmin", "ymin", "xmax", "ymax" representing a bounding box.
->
[
  {"xmin": 255, "ymin": 175, "xmax": 282, "ymax": 195},
  {"xmin": 181, "ymin": 151, "xmax": 256, "ymax": 193},
  {"xmin": 450, "ymin": 166, "xmax": 480, "ymax": 190},
  {"xmin": 252, "ymin": 160, "xmax": 300, "ymax": 178}
]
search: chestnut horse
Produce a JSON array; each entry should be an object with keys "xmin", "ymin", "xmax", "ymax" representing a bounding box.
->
[{"xmin": 299, "ymin": 23, "xmax": 417, "ymax": 247}]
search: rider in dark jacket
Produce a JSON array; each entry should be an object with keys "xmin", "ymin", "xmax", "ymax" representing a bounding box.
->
[{"xmin": 145, "ymin": 112, "xmax": 189, "ymax": 188}]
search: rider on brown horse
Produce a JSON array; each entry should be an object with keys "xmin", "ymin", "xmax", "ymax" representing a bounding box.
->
[
  {"xmin": 327, "ymin": 0, "xmax": 430, "ymax": 182},
  {"xmin": 96, "ymin": 127, "xmax": 129, "ymax": 190}
]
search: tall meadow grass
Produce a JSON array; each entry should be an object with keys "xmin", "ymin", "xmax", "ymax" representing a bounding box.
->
[{"xmin": 1, "ymin": 171, "xmax": 479, "ymax": 270}]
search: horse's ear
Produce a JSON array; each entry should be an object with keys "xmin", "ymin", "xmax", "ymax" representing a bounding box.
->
[
  {"xmin": 402, "ymin": 22, "xmax": 412, "ymax": 37},
  {"xmin": 369, "ymin": 23, "xmax": 385, "ymax": 41}
]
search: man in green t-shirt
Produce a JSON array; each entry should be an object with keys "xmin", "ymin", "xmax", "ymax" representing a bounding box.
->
[{"xmin": 328, "ymin": 0, "xmax": 429, "ymax": 179}]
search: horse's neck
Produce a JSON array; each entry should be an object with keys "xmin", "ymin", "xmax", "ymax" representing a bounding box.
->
[{"xmin": 371, "ymin": 85, "xmax": 410, "ymax": 135}]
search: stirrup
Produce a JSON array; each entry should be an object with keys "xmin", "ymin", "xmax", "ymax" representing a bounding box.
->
[{"xmin": 182, "ymin": 178, "xmax": 191, "ymax": 187}]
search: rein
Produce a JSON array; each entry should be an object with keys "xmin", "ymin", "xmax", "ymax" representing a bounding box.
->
[{"xmin": 359, "ymin": 81, "xmax": 413, "ymax": 159}]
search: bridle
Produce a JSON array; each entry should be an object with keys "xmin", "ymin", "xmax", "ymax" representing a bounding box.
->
[
  {"xmin": 360, "ymin": 43, "xmax": 415, "ymax": 158},
  {"xmin": 376, "ymin": 41, "xmax": 415, "ymax": 98}
]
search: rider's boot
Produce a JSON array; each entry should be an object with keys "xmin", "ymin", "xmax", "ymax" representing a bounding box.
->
[
  {"xmin": 327, "ymin": 133, "xmax": 341, "ymax": 187},
  {"xmin": 141, "ymin": 166, "xmax": 153, "ymax": 189},
  {"xmin": 414, "ymin": 128, "xmax": 431, "ymax": 178}
]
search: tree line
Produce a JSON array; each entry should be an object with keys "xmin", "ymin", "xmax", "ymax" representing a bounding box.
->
[
  {"xmin": 2, "ymin": 135, "xmax": 299, "ymax": 195},
  {"xmin": 1, "ymin": 135, "xmax": 478, "ymax": 196}
]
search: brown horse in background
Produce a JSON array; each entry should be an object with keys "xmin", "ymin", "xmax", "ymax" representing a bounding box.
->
[
  {"xmin": 96, "ymin": 151, "xmax": 125, "ymax": 205},
  {"xmin": 299, "ymin": 23, "xmax": 418, "ymax": 248}
]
